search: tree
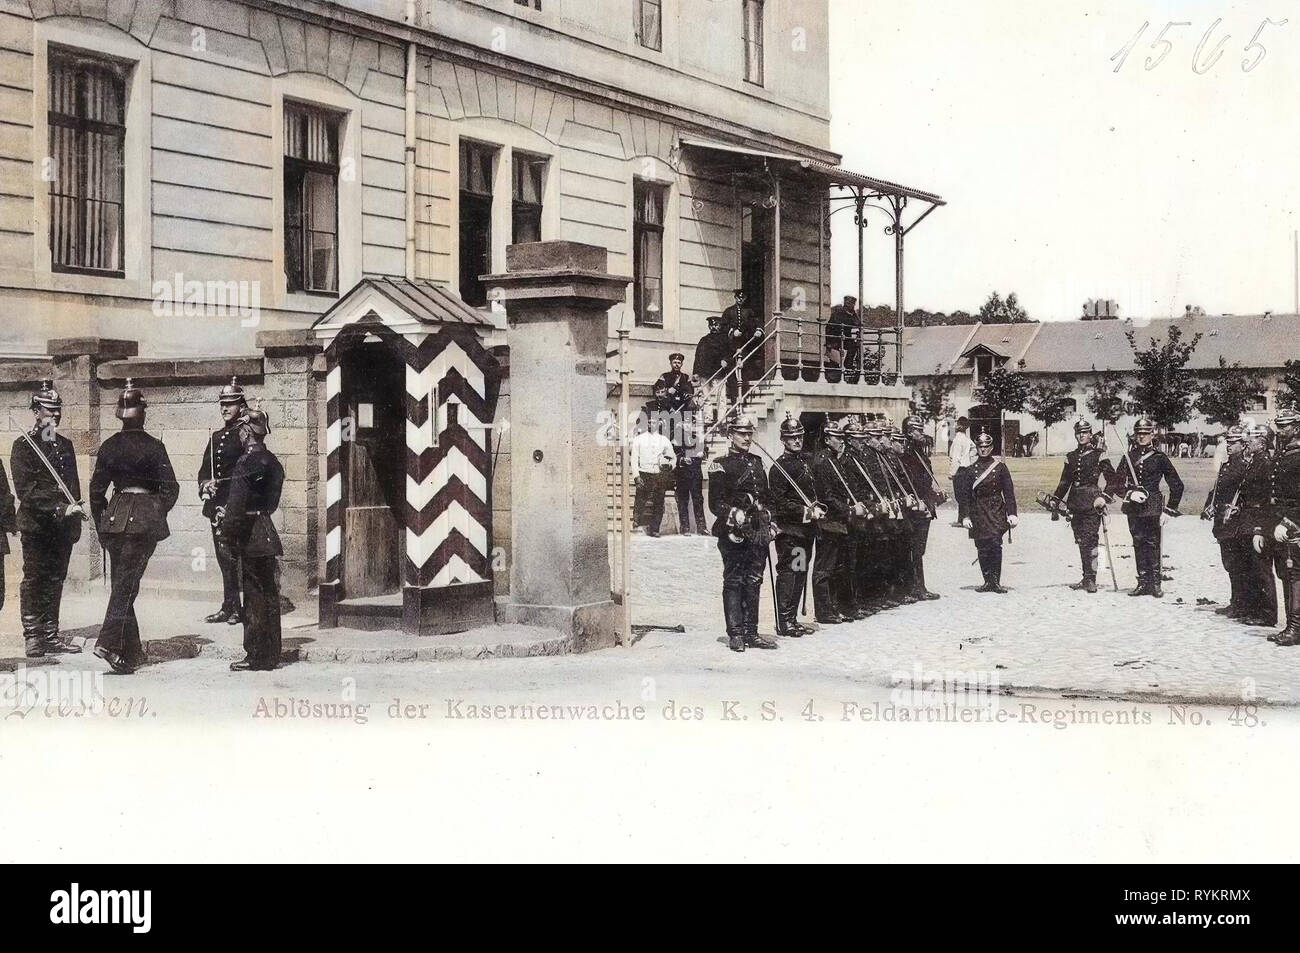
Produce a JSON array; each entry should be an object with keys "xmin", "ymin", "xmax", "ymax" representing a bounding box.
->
[
  {"xmin": 1195, "ymin": 357, "xmax": 1266, "ymax": 427},
  {"xmin": 976, "ymin": 365, "xmax": 1030, "ymax": 445},
  {"xmin": 1084, "ymin": 366, "xmax": 1126, "ymax": 429},
  {"xmin": 1276, "ymin": 359, "xmax": 1300, "ymax": 410},
  {"xmin": 1025, "ymin": 380, "xmax": 1073, "ymax": 455},
  {"xmin": 914, "ymin": 365, "xmax": 956, "ymax": 441},
  {"xmin": 977, "ymin": 291, "xmax": 1032, "ymax": 324},
  {"xmin": 1124, "ymin": 324, "xmax": 1202, "ymax": 431}
]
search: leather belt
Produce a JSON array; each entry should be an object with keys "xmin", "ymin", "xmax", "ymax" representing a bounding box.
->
[{"xmin": 117, "ymin": 487, "xmax": 152, "ymax": 495}]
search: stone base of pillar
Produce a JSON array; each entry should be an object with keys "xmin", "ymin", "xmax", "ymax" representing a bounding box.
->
[
  {"xmin": 496, "ymin": 598, "xmax": 623, "ymax": 653},
  {"xmin": 403, "ymin": 583, "xmax": 496, "ymax": 636}
]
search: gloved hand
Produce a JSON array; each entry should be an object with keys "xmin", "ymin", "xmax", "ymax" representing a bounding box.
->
[
  {"xmin": 731, "ymin": 508, "xmax": 747, "ymax": 528},
  {"xmin": 63, "ymin": 502, "xmax": 86, "ymax": 520},
  {"xmin": 1093, "ymin": 496, "xmax": 1107, "ymax": 510},
  {"xmin": 1254, "ymin": 535, "xmax": 1266, "ymax": 554},
  {"xmin": 199, "ymin": 480, "xmax": 217, "ymax": 500},
  {"xmin": 1127, "ymin": 489, "xmax": 1148, "ymax": 505},
  {"xmin": 1007, "ymin": 514, "xmax": 1019, "ymax": 528},
  {"xmin": 1274, "ymin": 523, "xmax": 1289, "ymax": 543},
  {"xmin": 809, "ymin": 504, "xmax": 827, "ymax": 521},
  {"xmin": 850, "ymin": 502, "xmax": 867, "ymax": 518},
  {"xmin": 962, "ymin": 517, "xmax": 973, "ymax": 530}
]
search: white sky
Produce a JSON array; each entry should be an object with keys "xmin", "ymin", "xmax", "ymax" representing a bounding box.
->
[{"xmin": 828, "ymin": 0, "xmax": 1300, "ymax": 321}]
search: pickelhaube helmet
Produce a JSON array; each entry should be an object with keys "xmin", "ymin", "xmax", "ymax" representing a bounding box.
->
[
  {"xmin": 727, "ymin": 413, "xmax": 757, "ymax": 434},
  {"xmin": 237, "ymin": 407, "xmax": 271, "ymax": 438},
  {"xmin": 116, "ymin": 378, "xmax": 147, "ymax": 420},
  {"xmin": 1074, "ymin": 419, "xmax": 1093, "ymax": 434},
  {"xmin": 844, "ymin": 417, "xmax": 869, "ymax": 439},
  {"xmin": 1274, "ymin": 407, "xmax": 1300, "ymax": 429},
  {"xmin": 903, "ymin": 414, "xmax": 924, "ymax": 432},
  {"xmin": 706, "ymin": 314, "xmax": 721, "ymax": 328},
  {"xmin": 864, "ymin": 413, "xmax": 886, "ymax": 436},
  {"xmin": 1133, "ymin": 417, "xmax": 1156, "ymax": 434},
  {"xmin": 823, "ymin": 418, "xmax": 847, "ymax": 438},
  {"xmin": 1224, "ymin": 424, "xmax": 1245, "ymax": 442},
  {"xmin": 219, "ymin": 376, "xmax": 247, "ymax": 406},
  {"xmin": 30, "ymin": 378, "xmax": 61, "ymax": 411},
  {"xmin": 975, "ymin": 432, "xmax": 994, "ymax": 449},
  {"xmin": 779, "ymin": 412, "xmax": 804, "ymax": 440}
]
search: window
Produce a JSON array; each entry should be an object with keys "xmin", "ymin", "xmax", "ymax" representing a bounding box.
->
[
  {"xmin": 284, "ymin": 102, "xmax": 341, "ymax": 294},
  {"xmin": 743, "ymin": 0, "xmax": 764, "ymax": 85},
  {"xmin": 511, "ymin": 152, "xmax": 545, "ymax": 245},
  {"xmin": 1061, "ymin": 398, "xmax": 1078, "ymax": 414},
  {"xmin": 1248, "ymin": 393, "xmax": 1268, "ymax": 412},
  {"xmin": 633, "ymin": 180, "xmax": 666, "ymax": 328},
  {"xmin": 637, "ymin": 0, "xmax": 662, "ymax": 51},
  {"xmin": 974, "ymin": 354, "xmax": 993, "ymax": 382},
  {"xmin": 48, "ymin": 48, "xmax": 127, "ymax": 276},
  {"xmin": 459, "ymin": 140, "xmax": 497, "ymax": 307}
]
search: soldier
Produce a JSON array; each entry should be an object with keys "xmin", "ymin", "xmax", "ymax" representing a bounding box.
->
[
  {"xmin": 808, "ymin": 420, "xmax": 852, "ymax": 623},
  {"xmin": 840, "ymin": 417, "xmax": 879, "ymax": 620},
  {"xmin": 877, "ymin": 419, "xmax": 919, "ymax": 605},
  {"xmin": 1239, "ymin": 423, "xmax": 1279, "ymax": 626},
  {"xmin": 1110, "ymin": 418, "xmax": 1184, "ymax": 597},
  {"xmin": 652, "ymin": 353, "xmax": 693, "ymax": 413},
  {"xmin": 767, "ymin": 414, "xmax": 824, "ymax": 636},
  {"xmin": 692, "ymin": 315, "xmax": 731, "ymax": 384},
  {"xmin": 0, "ymin": 457, "xmax": 14, "ymax": 614},
  {"xmin": 957, "ymin": 432, "xmax": 1019, "ymax": 593},
  {"xmin": 222, "ymin": 409, "xmax": 287, "ymax": 671},
  {"xmin": 673, "ymin": 401, "xmax": 708, "ymax": 535},
  {"xmin": 899, "ymin": 414, "xmax": 945, "ymax": 600},
  {"xmin": 198, "ymin": 376, "xmax": 248, "ymax": 624},
  {"xmin": 720, "ymin": 289, "xmax": 762, "ymax": 389},
  {"xmin": 1256, "ymin": 408, "xmax": 1300, "ymax": 645},
  {"xmin": 10, "ymin": 379, "xmax": 86, "ymax": 658},
  {"xmin": 1203, "ymin": 425, "xmax": 1248, "ymax": 618},
  {"xmin": 849, "ymin": 415, "xmax": 900, "ymax": 615},
  {"xmin": 89, "ymin": 380, "xmax": 180, "ymax": 674},
  {"xmin": 1052, "ymin": 420, "xmax": 1117, "ymax": 593}
]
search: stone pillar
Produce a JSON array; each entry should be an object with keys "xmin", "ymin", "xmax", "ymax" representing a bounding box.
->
[
  {"xmin": 256, "ymin": 330, "xmax": 325, "ymax": 598},
  {"xmin": 484, "ymin": 242, "xmax": 630, "ymax": 651},
  {"xmin": 47, "ymin": 338, "xmax": 138, "ymax": 588}
]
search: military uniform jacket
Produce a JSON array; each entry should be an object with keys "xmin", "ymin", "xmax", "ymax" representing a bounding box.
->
[
  {"xmin": 197, "ymin": 421, "xmax": 244, "ymax": 520},
  {"xmin": 90, "ymin": 430, "xmax": 181, "ymax": 541},
  {"xmin": 901, "ymin": 443, "xmax": 943, "ymax": 516},
  {"xmin": 10, "ymin": 430, "xmax": 81, "ymax": 541},
  {"xmin": 811, "ymin": 448, "xmax": 853, "ymax": 535},
  {"xmin": 1205, "ymin": 452, "xmax": 1248, "ymax": 539},
  {"xmin": 652, "ymin": 371, "xmax": 692, "ymax": 409},
  {"xmin": 691, "ymin": 331, "xmax": 730, "ymax": 381},
  {"xmin": 1053, "ymin": 447, "xmax": 1116, "ymax": 514},
  {"xmin": 768, "ymin": 450, "xmax": 818, "ymax": 538},
  {"xmin": 0, "ymin": 459, "xmax": 15, "ymax": 555},
  {"xmin": 1236, "ymin": 450, "xmax": 1274, "ymax": 537},
  {"xmin": 1268, "ymin": 443, "xmax": 1300, "ymax": 534},
  {"xmin": 1111, "ymin": 446, "xmax": 1184, "ymax": 517},
  {"xmin": 958, "ymin": 456, "xmax": 1017, "ymax": 540},
  {"xmin": 221, "ymin": 446, "xmax": 285, "ymax": 557}
]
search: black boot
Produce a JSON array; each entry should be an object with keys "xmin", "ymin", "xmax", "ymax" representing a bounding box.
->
[
  {"xmin": 913, "ymin": 560, "xmax": 940, "ymax": 600},
  {"xmin": 723, "ymin": 588, "xmax": 746, "ymax": 652},
  {"xmin": 1128, "ymin": 572, "xmax": 1150, "ymax": 596},
  {"xmin": 813, "ymin": 575, "xmax": 842, "ymax": 624},
  {"xmin": 1273, "ymin": 580, "xmax": 1300, "ymax": 645},
  {"xmin": 743, "ymin": 582, "xmax": 777, "ymax": 649}
]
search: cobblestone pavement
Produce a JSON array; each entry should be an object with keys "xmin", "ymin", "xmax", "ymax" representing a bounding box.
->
[{"xmin": 626, "ymin": 510, "xmax": 1300, "ymax": 705}]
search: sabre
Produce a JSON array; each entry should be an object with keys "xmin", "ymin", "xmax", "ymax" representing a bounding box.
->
[
  {"xmin": 847, "ymin": 454, "xmax": 890, "ymax": 511},
  {"xmin": 826, "ymin": 454, "xmax": 870, "ymax": 519},
  {"xmin": 747, "ymin": 438, "xmax": 818, "ymax": 510},
  {"xmin": 19, "ymin": 429, "xmax": 86, "ymax": 520},
  {"xmin": 1099, "ymin": 509, "xmax": 1120, "ymax": 591}
]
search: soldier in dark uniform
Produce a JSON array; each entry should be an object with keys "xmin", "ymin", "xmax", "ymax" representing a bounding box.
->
[
  {"xmin": 1239, "ymin": 423, "xmax": 1279, "ymax": 626},
  {"xmin": 0, "ymin": 457, "xmax": 15, "ymax": 614},
  {"xmin": 810, "ymin": 419, "xmax": 865, "ymax": 623},
  {"xmin": 957, "ymin": 432, "xmax": 1018, "ymax": 593},
  {"xmin": 1052, "ymin": 420, "xmax": 1117, "ymax": 593},
  {"xmin": 1256, "ymin": 408, "xmax": 1300, "ymax": 645},
  {"xmin": 844, "ymin": 417, "xmax": 884, "ymax": 618},
  {"xmin": 1203, "ymin": 425, "xmax": 1248, "ymax": 617},
  {"xmin": 824, "ymin": 296, "xmax": 860, "ymax": 374},
  {"xmin": 900, "ymin": 414, "xmax": 945, "ymax": 600},
  {"xmin": 767, "ymin": 414, "xmax": 824, "ymax": 637},
  {"xmin": 222, "ymin": 409, "xmax": 287, "ymax": 671},
  {"xmin": 652, "ymin": 353, "xmax": 693, "ymax": 414},
  {"xmin": 11, "ymin": 380, "xmax": 86, "ymax": 658},
  {"xmin": 692, "ymin": 315, "xmax": 731, "ymax": 387},
  {"xmin": 1109, "ymin": 417, "xmax": 1184, "ymax": 597},
  {"xmin": 89, "ymin": 380, "xmax": 181, "ymax": 675},
  {"xmin": 198, "ymin": 376, "xmax": 248, "ymax": 624},
  {"xmin": 878, "ymin": 420, "xmax": 919, "ymax": 604},
  {"xmin": 720, "ymin": 289, "xmax": 762, "ymax": 390}
]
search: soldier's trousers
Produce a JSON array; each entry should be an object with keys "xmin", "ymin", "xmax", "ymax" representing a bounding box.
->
[
  {"xmin": 634, "ymin": 472, "xmax": 668, "ymax": 533},
  {"xmin": 1242, "ymin": 542, "xmax": 1278, "ymax": 621},
  {"xmin": 851, "ymin": 533, "xmax": 878, "ymax": 607},
  {"xmin": 97, "ymin": 536, "xmax": 158, "ymax": 663},
  {"xmin": 1072, "ymin": 512, "xmax": 1101, "ymax": 582},
  {"xmin": 774, "ymin": 532, "xmax": 812, "ymax": 629},
  {"xmin": 0, "ymin": 558, "xmax": 5, "ymax": 613},
  {"xmin": 211, "ymin": 524, "xmax": 242, "ymax": 612},
  {"xmin": 1127, "ymin": 516, "xmax": 1162, "ymax": 584},
  {"xmin": 907, "ymin": 517, "xmax": 931, "ymax": 592},
  {"xmin": 19, "ymin": 530, "xmax": 74, "ymax": 640},
  {"xmin": 242, "ymin": 555, "xmax": 282, "ymax": 666},
  {"xmin": 675, "ymin": 462, "xmax": 707, "ymax": 534},
  {"xmin": 1216, "ymin": 537, "xmax": 1249, "ymax": 611},
  {"xmin": 975, "ymin": 537, "xmax": 1003, "ymax": 583},
  {"xmin": 812, "ymin": 530, "xmax": 849, "ymax": 619}
]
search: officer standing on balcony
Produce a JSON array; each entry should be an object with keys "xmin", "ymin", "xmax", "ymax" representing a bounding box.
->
[
  {"xmin": 1051, "ymin": 420, "xmax": 1116, "ymax": 593},
  {"xmin": 223, "ymin": 408, "xmax": 287, "ymax": 671},
  {"xmin": 1110, "ymin": 417, "xmax": 1183, "ymax": 597},
  {"xmin": 89, "ymin": 380, "xmax": 180, "ymax": 675},
  {"xmin": 767, "ymin": 414, "xmax": 823, "ymax": 637},
  {"xmin": 707, "ymin": 414, "xmax": 778, "ymax": 653},
  {"xmin": 198, "ymin": 377, "xmax": 249, "ymax": 624},
  {"xmin": 10, "ymin": 379, "xmax": 85, "ymax": 658}
]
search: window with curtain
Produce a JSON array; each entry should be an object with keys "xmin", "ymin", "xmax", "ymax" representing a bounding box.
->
[
  {"xmin": 284, "ymin": 102, "xmax": 341, "ymax": 294},
  {"xmin": 48, "ymin": 49, "xmax": 127, "ymax": 276},
  {"xmin": 633, "ymin": 179, "xmax": 666, "ymax": 328},
  {"xmin": 743, "ymin": 0, "xmax": 765, "ymax": 85},
  {"xmin": 512, "ymin": 152, "xmax": 546, "ymax": 245},
  {"xmin": 637, "ymin": 0, "xmax": 662, "ymax": 51},
  {"xmin": 459, "ymin": 140, "xmax": 497, "ymax": 307}
]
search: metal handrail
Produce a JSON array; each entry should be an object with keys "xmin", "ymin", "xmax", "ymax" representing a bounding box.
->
[{"xmin": 703, "ymin": 363, "xmax": 780, "ymax": 442}]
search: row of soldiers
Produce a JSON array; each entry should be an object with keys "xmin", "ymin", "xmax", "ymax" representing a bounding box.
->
[
  {"xmin": 0, "ymin": 378, "xmax": 286, "ymax": 673},
  {"xmin": 706, "ymin": 411, "xmax": 946, "ymax": 653},
  {"xmin": 1202, "ymin": 408, "xmax": 1300, "ymax": 644}
]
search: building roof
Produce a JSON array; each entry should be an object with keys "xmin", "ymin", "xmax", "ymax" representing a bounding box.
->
[
  {"xmin": 903, "ymin": 314, "xmax": 1300, "ymax": 377},
  {"xmin": 311, "ymin": 277, "xmax": 494, "ymax": 330}
]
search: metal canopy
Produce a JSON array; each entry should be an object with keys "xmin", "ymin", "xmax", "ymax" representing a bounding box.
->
[
  {"xmin": 798, "ymin": 159, "xmax": 945, "ymax": 207},
  {"xmin": 311, "ymin": 277, "xmax": 494, "ymax": 331}
]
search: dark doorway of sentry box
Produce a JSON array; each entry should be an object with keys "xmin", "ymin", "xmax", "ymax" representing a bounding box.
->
[{"xmin": 339, "ymin": 337, "xmax": 405, "ymax": 601}]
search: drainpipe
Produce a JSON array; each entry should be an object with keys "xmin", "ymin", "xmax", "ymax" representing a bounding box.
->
[{"xmin": 405, "ymin": 0, "xmax": 418, "ymax": 279}]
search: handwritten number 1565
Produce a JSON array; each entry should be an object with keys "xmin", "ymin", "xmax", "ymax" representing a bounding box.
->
[{"xmin": 1111, "ymin": 17, "xmax": 1288, "ymax": 74}]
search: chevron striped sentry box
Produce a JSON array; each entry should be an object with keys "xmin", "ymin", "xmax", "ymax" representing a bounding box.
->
[{"xmin": 311, "ymin": 278, "xmax": 501, "ymax": 636}]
